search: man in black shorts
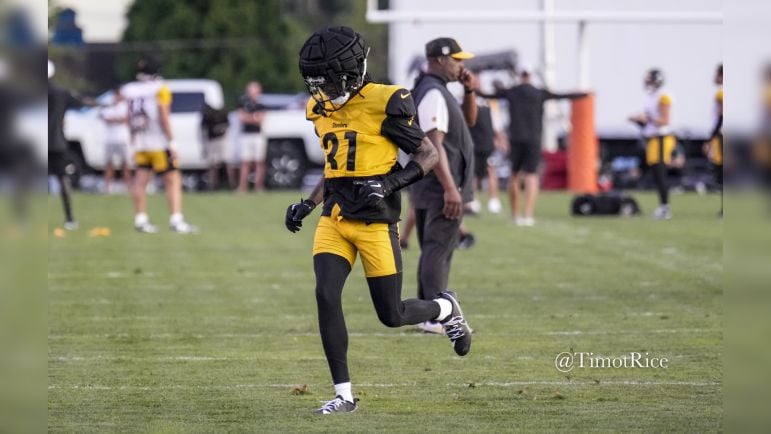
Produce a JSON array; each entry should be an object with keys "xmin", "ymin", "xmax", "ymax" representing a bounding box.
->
[
  {"xmin": 48, "ymin": 60, "xmax": 91, "ymax": 230},
  {"xmin": 478, "ymin": 64, "xmax": 586, "ymax": 225}
]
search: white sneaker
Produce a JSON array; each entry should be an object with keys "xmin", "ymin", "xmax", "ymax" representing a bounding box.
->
[
  {"xmin": 170, "ymin": 221, "xmax": 199, "ymax": 234},
  {"xmin": 652, "ymin": 205, "xmax": 672, "ymax": 220},
  {"xmin": 417, "ymin": 321, "xmax": 445, "ymax": 335},
  {"xmin": 487, "ymin": 198, "xmax": 502, "ymax": 214},
  {"xmin": 63, "ymin": 221, "xmax": 79, "ymax": 231},
  {"xmin": 467, "ymin": 199, "xmax": 481, "ymax": 214},
  {"xmin": 134, "ymin": 222, "xmax": 158, "ymax": 234},
  {"xmin": 513, "ymin": 215, "xmax": 524, "ymax": 225},
  {"xmin": 520, "ymin": 217, "xmax": 536, "ymax": 227}
]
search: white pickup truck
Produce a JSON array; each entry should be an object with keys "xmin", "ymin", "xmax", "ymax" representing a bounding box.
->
[{"xmin": 63, "ymin": 79, "xmax": 322, "ymax": 189}]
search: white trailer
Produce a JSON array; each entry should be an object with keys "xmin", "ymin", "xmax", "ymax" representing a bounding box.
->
[{"xmin": 369, "ymin": 0, "xmax": 723, "ymax": 146}]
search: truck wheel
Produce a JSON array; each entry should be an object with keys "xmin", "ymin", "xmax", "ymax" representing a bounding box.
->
[{"xmin": 266, "ymin": 139, "xmax": 308, "ymax": 190}]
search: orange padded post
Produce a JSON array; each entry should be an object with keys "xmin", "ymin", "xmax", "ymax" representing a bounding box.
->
[{"xmin": 568, "ymin": 94, "xmax": 598, "ymax": 194}]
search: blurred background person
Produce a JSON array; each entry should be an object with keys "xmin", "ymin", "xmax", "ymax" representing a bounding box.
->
[
  {"xmin": 467, "ymin": 77, "xmax": 503, "ymax": 214},
  {"xmin": 236, "ymin": 81, "xmax": 267, "ymax": 193},
  {"xmin": 755, "ymin": 63, "xmax": 771, "ymax": 193},
  {"xmin": 98, "ymin": 88, "xmax": 131, "ymax": 194},
  {"xmin": 704, "ymin": 63, "xmax": 723, "ymax": 217},
  {"xmin": 123, "ymin": 57, "xmax": 197, "ymax": 234},
  {"xmin": 48, "ymin": 60, "xmax": 89, "ymax": 230},
  {"xmin": 478, "ymin": 64, "xmax": 586, "ymax": 226},
  {"xmin": 200, "ymin": 101, "xmax": 230, "ymax": 191},
  {"xmin": 629, "ymin": 68, "xmax": 675, "ymax": 220}
]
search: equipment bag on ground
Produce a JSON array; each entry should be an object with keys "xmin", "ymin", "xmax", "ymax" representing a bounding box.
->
[{"xmin": 571, "ymin": 193, "xmax": 641, "ymax": 217}]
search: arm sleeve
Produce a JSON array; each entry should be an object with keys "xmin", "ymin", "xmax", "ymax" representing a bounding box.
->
[
  {"xmin": 543, "ymin": 89, "xmax": 587, "ymax": 100},
  {"xmin": 416, "ymin": 89, "xmax": 449, "ymax": 133},
  {"xmin": 381, "ymin": 88, "xmax": 426, "ymax": 154},
  {"xmin": 659, "ymin": 93, "xmax": 672, "ymax": 106},
  {"xmin": 157, "ymin": 85, "xmax": 172, "ymax": 106}
]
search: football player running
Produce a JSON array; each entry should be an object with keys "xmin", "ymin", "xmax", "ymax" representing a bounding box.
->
[{"xmin": 284, "ymin": 27, "xmax": 472, "ymax": 415}]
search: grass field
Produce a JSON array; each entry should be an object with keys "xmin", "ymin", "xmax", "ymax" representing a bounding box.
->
[{"xmin": 48, "ymin": 191, "xmax": 722, "ymax": 432}]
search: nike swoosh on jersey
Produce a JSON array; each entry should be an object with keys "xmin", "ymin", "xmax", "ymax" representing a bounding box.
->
[{"xmin": 400, "ymin": 92, "xmax": 410, "ymax": 99}]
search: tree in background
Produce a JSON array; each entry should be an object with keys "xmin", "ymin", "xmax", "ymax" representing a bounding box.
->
[{"xmin": 121, "ymin": 0, "xmax": 388, "ymax": 108}]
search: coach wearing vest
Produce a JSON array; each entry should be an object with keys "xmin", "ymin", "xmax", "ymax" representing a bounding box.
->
[{"xmin": 411, "ymin": 37, "xmax": 477, "ymax": 329}]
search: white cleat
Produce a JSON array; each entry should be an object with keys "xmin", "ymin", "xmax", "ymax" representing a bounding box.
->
[
  {"xmin": 487, "ymin": 197, "xmax": 502, "ymax": 214},
  {"xmin": 652, "ymin": 205, "xmax": 672, "ymax": 220},
  {"xmin": 134, "ymin": 222, "xmax": 158, "ymax": 234},
  {"xmin": 63, "ymin": 221, "xmax": 79, "ymax": 231},
  {"xmin": 170, "ymin": 221, "xmax": 199, "ymax": 234},
  {"xmin": 467, "ymin": 199, "xmax": 481, "ymax": 214}
]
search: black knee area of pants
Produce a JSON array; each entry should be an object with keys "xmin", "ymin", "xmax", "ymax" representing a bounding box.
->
[
  {"xmin": 367, "ymin": 273, "xmax": 404, "ymax": 328},
  {"xmin": 314, "ymin": 254, "xmax": 351, "ymax": 307}
]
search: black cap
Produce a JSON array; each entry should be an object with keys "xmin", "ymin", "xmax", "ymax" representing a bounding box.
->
[{"xmin": 425, "ymin": 37, "xmax": 474, "ymax": 60}]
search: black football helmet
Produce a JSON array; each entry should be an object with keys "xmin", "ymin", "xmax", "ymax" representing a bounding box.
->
[
  {"xmin": 136, "ymin": 56, "xmax": 161, "ymax": 80},
  {"xmin": 644, "ymin": 68, "xmax": 664, "ymax": 89},
  {"xmin": 299, "ymin": 26, "xmax": 369, "ymax": 112}
]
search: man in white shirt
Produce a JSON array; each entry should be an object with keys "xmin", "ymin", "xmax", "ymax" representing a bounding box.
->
[{"xmin": 411, "ymin": 37, "xmax": 478, "ymax": 334}]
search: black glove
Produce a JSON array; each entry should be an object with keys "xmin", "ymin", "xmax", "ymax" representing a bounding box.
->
[
  {"xmin": 356, "ymin": 179, "xmax": 390, "ymax": 207},
  {"xmin": 284, "ymin": 198, "xmax": 316, "ymax": 233},
  {"xmin": 356, "ymin": 161, "xmax": 425, "ymax": 207}
]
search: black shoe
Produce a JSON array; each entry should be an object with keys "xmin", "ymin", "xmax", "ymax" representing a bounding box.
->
[
  {"xmin": 439, "ymin": 291, "xmax": 472, "ymax": 356},
  {"xmin": 315, "ymin": 395, "xmax": 357, "ymax": 415},
  {"xmin": 457, "ymin": 233, "xmax": 476, "ymax": 250}
]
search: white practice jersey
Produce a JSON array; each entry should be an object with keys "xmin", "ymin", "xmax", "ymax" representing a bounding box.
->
[
  {"xmin": 121, "ymin": 79, "xmax": 172, "ymax": 151},
  {"xmin": 643, "ymin": 88, "xmax": 673, "ymax": 137}
]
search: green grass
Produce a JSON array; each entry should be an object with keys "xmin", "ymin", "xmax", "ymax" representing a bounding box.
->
[{"xmin": 48, "ymin": 191, "xmax": 722, "ymax": 433}]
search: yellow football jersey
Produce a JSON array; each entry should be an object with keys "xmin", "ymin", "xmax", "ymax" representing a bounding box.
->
[
  {"xmin": 305, "ymin": 82, "xmax": 425, "ymax": 223},
  {"xmin": 307, "ymin": 83, "xmax": 420, "ymax": 179}
]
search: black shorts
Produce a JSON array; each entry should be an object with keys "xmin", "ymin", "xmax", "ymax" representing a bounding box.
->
[
  {"xmin": 509, "ymin": 140, "xmax": 540, "ymax": 174},
  {"xmin": 473, "ymin": 150, "xmax": 492, "ymax": 179}
]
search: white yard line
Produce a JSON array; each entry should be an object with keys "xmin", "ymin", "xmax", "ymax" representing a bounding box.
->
[
  {"xmin": 49, "ymin": 327, "xmax": 720, "ymax": 341},
  {"xmin": 48, "ymin": 380, "xmax": 721, "ymax": 391}
]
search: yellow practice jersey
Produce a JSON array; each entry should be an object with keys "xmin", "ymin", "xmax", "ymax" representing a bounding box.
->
[{"xmin": 305, "ymin": 82, "xmax": 425, "ymax": 223}]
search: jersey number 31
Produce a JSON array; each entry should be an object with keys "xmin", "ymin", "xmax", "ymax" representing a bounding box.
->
[{"xmin": 322, "ymin": 131, "xmax": 358, "ymax": 171}]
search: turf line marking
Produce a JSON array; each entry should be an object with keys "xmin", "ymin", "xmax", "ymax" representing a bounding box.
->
[
  {"xmin": 48, "ymin": 328, "xmax": 718, "ymax": 341},
  {"xmin": 48, "ymin": 380, "xmax": 721, "ymax": 391}
]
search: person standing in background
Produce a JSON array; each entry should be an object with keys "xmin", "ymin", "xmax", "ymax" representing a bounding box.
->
[
  {"xmin": 123, "ymin": 57, "xmax": 197, "ymax": 234},
  {"xmin": 478, "ymin": 64, "xmax": 586, "ymax": 226},
  {"xmin": 99, "ymin": 89, "xmax": 131, "ymax": 194},
  {"xmin": 48, "ymin": 60, "xmax": 92, "ymax": 230},
  {"xmin": 201, "ymin": 101, "xmax": 230, "ymax": 190},
  {"xmin": 412, "ymin": 37, "xmax": 477, "ymax": 334},
  {"xmin": 629, "ymin": 68, "xmax": 676, "ymax": 220},
  {"xmin": 237, "ymin": 81, "xmax": 267, "ymax": 192},
  {"xmin": 468, "ymin": 80, "xmax": 504, "ymax": 214},
  {"xmin": 704, "ymin": 63, "xmax": 723, "ymax": 217}
]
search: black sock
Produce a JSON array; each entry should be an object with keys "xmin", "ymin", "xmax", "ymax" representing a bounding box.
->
[{"xmin": 314, "ymin": 253, "xmax": 352, "ymax": 385}]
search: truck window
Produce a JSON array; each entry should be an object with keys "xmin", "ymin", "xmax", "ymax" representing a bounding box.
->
[{"xmin": 171, "ymin": 92, "xmax": 206, "ymax": 113}]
